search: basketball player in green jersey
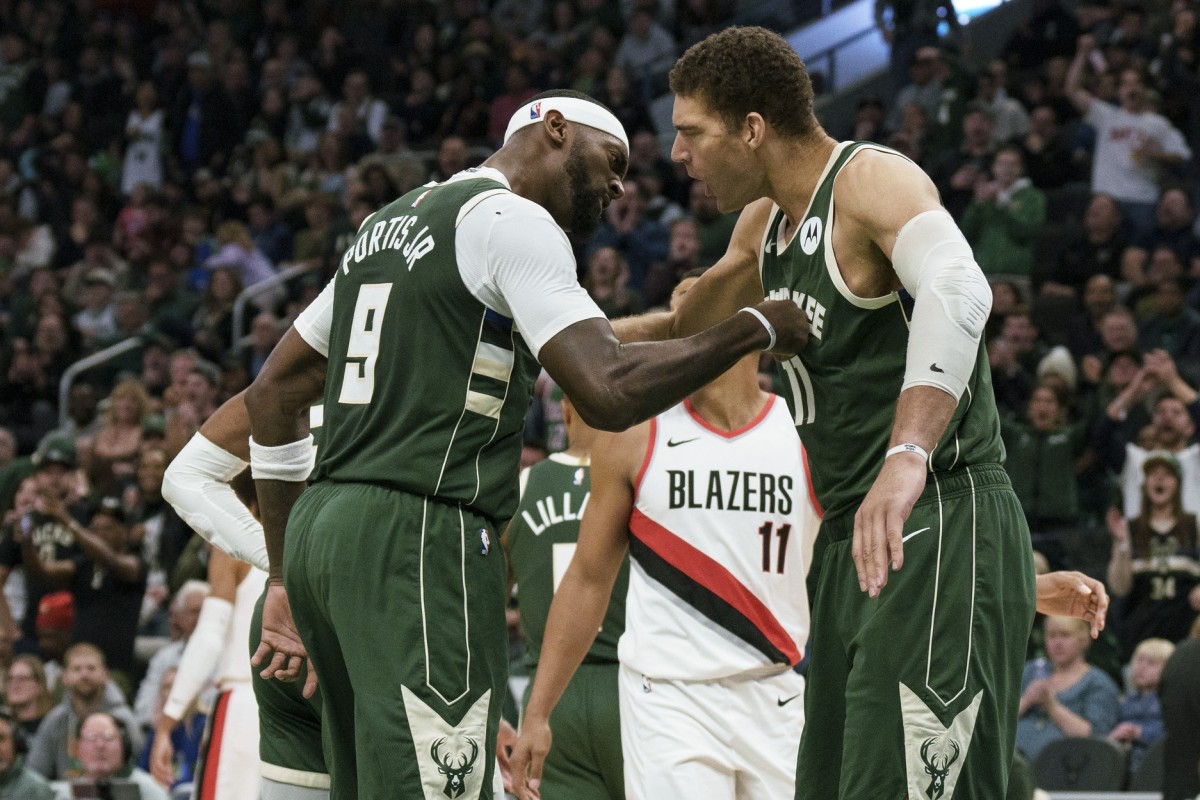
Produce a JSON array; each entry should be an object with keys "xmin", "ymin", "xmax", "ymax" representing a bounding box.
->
[
  {"xmin": 604, "ymin": 29, "xmax": 1108, "ymax": 799},
  {"xmin": 243, "ymin": 89, "xmax": 809, "ymax": 800},
  {"xmin": 501, "ymin": 395, "xmax": 627, "ymax": 799}
]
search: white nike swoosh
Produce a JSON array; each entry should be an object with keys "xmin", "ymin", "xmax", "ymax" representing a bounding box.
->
[{"xmin": 902, "ymin": 527, "xmax": 931, "ymax": 543}]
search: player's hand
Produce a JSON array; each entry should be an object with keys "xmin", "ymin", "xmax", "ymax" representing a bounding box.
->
[
  {"xmin": 496, "ymin": 717, "xmax": 518, "ymax": 793},
  {"xmin": 149, "ymin": 724, "xmax": 176, "ymax": 787},
  {"xmin": 1035, "ymin": 571, "xmax": 1109, "ymax": 638},
  {"xmin": 751, "ymin": 299, "xmax": 809, "ymax": 359},
  {"xmin": 509, "ymin": 715, "xmax": 553, "ymax": 800},
  {"xmin": 853, "ymin": 451, "xmax": 926, "ymax": 597},
  {"xmin": 252, "ymin": 582, "xmax": 319, "ymax": 697}
]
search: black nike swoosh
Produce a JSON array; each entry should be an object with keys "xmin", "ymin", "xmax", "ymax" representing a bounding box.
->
[
  {"xmin": 930, "ymin": 363, "xmax": 945, "ymax": 373},
  {"xmin": 777, "ymin": 693, "xmax": 802, "ymax": 707},
  {"xmin": 667, "ymin": 437, "xmax": 700, "ymax": 447}
]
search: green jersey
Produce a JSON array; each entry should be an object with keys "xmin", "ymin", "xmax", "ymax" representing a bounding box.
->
[
  {"xmin": 313, "ymin": 177, "xmax": 541, "ymax": 522},
  {"xmin": 759, "ymin": 141, "xmax": 1004, "ymax": 520},
  {"xmin": 508, "ymin": 454, "xmax": 628, "ymax": 667}
]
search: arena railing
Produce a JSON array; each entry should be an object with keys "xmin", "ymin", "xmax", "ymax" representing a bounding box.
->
[
  {"xmin": 231, "ymin": 261, "xmax": 321, "ymax": 354},
  {"xmin": 58, "ymin": 336, "xmax": 144, "ymax": 427}
]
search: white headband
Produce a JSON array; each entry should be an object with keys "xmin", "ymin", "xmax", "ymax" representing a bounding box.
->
[{"xmin": 504, "ymin": 97, "xmax": 629, "ymax": 152}]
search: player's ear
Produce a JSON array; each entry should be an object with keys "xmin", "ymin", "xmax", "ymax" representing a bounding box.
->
[
  {"xmin": 543, "ymin": 110, "xmax": 569, "ymax": 148},
  {"xmin": 745, "ymin": 112, "xmax": 767, "ymax": 150}
]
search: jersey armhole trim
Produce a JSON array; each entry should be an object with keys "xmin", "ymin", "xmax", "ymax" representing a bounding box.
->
[
  {"xmin": 757, "ymin": 204, "xmax": 779, "ymax": 275},
  {"xmin": 633, "ymin": 418, "xmax": 657, "ymax": 503},
  {"xmin": 824, "ymin": 143, "xmax": 905, "ymax": 311}
]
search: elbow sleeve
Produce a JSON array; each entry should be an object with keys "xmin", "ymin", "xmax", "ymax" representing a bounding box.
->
[
  {"xmin": 891, "ymin": 210, "xmax": 991, "ymax": 400},
  {"xmin": 164, "ymin": 434, "xmax": 270, "ymax": 572}
]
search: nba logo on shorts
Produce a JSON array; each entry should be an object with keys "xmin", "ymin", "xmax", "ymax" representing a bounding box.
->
[
  {"xmin": 479, "ymin": 528, "xmax": 491, "ymax": 556},
  {"xmin": 530, "ymin": 102, "xmax": 542, "ymax": 119}
]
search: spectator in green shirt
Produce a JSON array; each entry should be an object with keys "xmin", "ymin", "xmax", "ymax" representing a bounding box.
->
[{"xmin": 963, "ymin": 145, "xmax": 1047, "ymax": 280}]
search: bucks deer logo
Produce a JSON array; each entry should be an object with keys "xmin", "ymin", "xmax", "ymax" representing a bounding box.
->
[
  {"xmin": 430, "ymin": 737, "xmax": 479, "ymax": 798},
  {"xmin": 920, "ymin": 737, "xmax": 961, "ymax": 800},
  {"xmin": 402, "ymin": 686, "xmax": 490, "ymax": 800}
]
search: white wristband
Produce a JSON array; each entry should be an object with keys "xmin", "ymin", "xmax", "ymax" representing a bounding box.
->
[
  {"xmin": 885, "ymin": 443, "xmax": 929, "ymax": 462},
  {"xmin": 739, "ymin": 307, "xmax": 776, "ymax": 351},
  {"xmin": 250, "ymin": 435, "xmax": 316, "ymax": 482}
]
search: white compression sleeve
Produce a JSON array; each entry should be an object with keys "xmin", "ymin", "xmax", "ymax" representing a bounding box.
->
[
  {"xmin": 162, "ymin": 595, "xmax": 232, "ymax": 720},
  {"xmin": 163, "ymin": 433, "xmax": 270, "ymax": 572},
  {"xmin": 890, "ymin": 210, "xmax": 992, "ymax": 400}
]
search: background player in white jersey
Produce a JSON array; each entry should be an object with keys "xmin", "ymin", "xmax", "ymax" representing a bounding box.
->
[
  {"xmin": 149, "ymin": 500, "xmax": 264, "ymax": 800},
  {"xmin": 513, "ymin": 275, "xmax": 820, "ymax": 799}
]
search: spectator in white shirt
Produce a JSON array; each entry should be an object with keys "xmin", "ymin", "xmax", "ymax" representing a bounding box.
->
[{"xmin": 1067, "ymin": 35, "xmax": 1191, "ymax": 239}]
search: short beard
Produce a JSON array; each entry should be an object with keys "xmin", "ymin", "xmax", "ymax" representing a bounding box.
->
[{"xmin": 565, "ymin": 140, "xmax": 607, "ymax": 240}]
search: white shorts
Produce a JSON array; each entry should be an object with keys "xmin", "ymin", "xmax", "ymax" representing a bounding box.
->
[
  {"xmin": 618, "ymin": 663, "xmax": 804, "ymax": 800},
  {"xmin": 197, "ymin": 683, "xmax": 261, "ymax": 800}
]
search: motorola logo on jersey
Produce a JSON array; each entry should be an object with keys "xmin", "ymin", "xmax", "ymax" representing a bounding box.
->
[
  {"xmin": 799, "ymin": 217, "xmax": 822, "ymax": 255},
  {"xmin": 666, "ymin": 469, "xmax": 794, "ymax": 514}
]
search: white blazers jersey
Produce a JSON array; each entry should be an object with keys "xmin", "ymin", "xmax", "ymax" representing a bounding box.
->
[
  {"xmin": 218, "ymin": 567, "xmax": 267, "ymax": 686},
  {"xmin": 619, "ymin": 396, "xmax": 822, "ymax": 681}
]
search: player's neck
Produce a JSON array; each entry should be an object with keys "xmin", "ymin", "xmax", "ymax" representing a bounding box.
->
[
  {"xmin": 764, "ymin": 132, "xmax": 838, "ymax": 227},
  {"xmin": 560, "ymin": 446, "xmax": 591, "ymax": 464},
  {"xmin": 686, "ymin": 359, "xmax": 769, "ymax": 433}
]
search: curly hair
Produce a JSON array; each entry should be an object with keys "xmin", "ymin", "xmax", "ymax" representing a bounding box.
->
[{"xmin": 670, "ymin": 27, "xmax": 817, "ymax": 139}]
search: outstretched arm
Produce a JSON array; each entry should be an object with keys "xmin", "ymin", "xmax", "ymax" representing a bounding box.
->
[
  {"xmin": 1066, "ymin": 35, "xmax": 1098, "ymax": 114},
  {"xmin": 539, "ymin": 302, "xmax": 802, "ymax": 432},
  {"xmin": 1035, "ymin": 571, "xmax": 1109, "ymax": 639},
  {"xmin": 611, "ymin": 198, "xmax": 773, "ymax": 344},
  {"xmin": 509, "ymin": 425, "xmax": 645, "ymax": 800}
]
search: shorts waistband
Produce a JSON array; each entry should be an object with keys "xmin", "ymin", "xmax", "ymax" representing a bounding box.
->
[
  {"xmin": 821, "ymin": 463, "xmax": 1011, "ymax": 542},
  {"xmin": 319, "ymin": 479, "xmax": 500, "ymax": 527}
]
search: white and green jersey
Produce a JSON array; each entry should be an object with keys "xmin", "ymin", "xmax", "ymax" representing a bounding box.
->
[{"xmin": 294, "ymin": 168, "xmax": 605, "ymax": 522}]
